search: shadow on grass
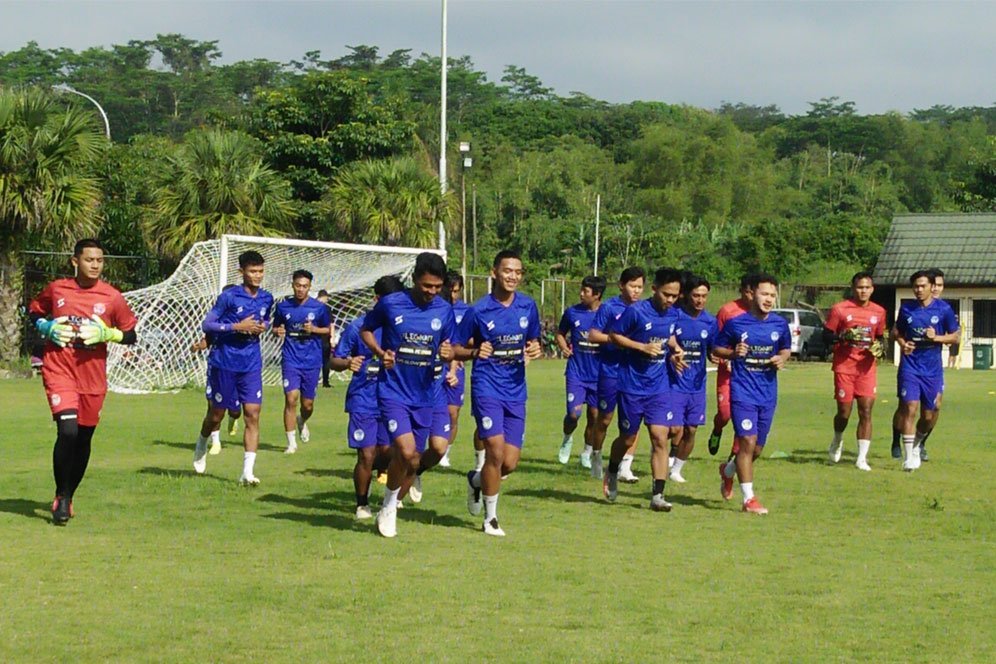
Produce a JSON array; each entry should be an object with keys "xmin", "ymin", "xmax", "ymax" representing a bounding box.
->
[
  {"xmin": 0, "ymin": 497, "xmax": 51, "ymax": 522},
  {"xmin": 506, "ymin": 487, "xmax": 597, "ymax": 504},
  {"xmin": 137, "ymin": 467, "xmax": 229, "ymax": 483},
  {"xmin": 667, "ymin": 493, "xmax": 725, "ymax": 510},
  {"xmin": 775, "ymin": 449, "xmax": 834, "ymax": 466},
  {"xmin": 262, "ymin": 510, "xmax": 365, "ymax": 531},
  {"xmin": 297, "ymin": 467, "xmax": 353, "ymax": 480},
  {"xmin": 151, "ymin": 439, "xmax": 286, "ymax": 453},
  {"xmin": 258, "ymin": 492, "xmax": 471, "ymax": 531}
]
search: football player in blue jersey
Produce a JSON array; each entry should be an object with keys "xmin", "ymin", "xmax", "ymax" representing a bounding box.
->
[
  {"xmin": 361, "ymin": 253, "xmax": 455, "ymax": 538},
  {"xmin": 454, "ymin": 250, "xmax": 543, "ymax": 536},
  {"xmin": 891, "ymin": 270, "xmax": 959, "ymax": 471},
  {"xmin": 272, "ymin": 270, "xmax": 332, "ymax": 454},
  {"xmin": 587, "ymin": 267, "xmax": 646, "ymax": 480},
  {"xmin": 439, "ymin": 271, "xmax": 471, "ymax": 468},
  {"xmin": 193, "ymin": 251, "xmax": 274, "ymax": 485},
  {"xmin": 332, "ymin": 275, "xmax": 405, "ymax": 519},
  {"xmin": 666, "ymin": 275, "xmax": 718, "ymax": 484},
  {"xmin": 555, "ymin": 275, "xmax": 606, "ymax": 467},
  {"xmin": 603, "ymin": 268, "xmax": 682, "ymax": 511},
  {"xmin": 713, "ymin": 273, "xmax": 791, "ymax": 514}
]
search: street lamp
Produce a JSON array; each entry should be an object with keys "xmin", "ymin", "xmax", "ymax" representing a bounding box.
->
[
  {"xmin": 459, "ymin": 141, "xmax": 472, "ymax": 279},
  {"xmin": 52, "ymin": 84, "xmax": 111, "ymax": 140}
]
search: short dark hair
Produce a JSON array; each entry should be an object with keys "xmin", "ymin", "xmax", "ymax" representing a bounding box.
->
[
  {"xmin": 73, "ymin": 238, "xmax": 103, "ymax": 256},
  {"xmin": 926, "ymin": 268, "xmax": 945, "ymax": 282},
  {"xmin": 910, "ymin": 270, "xmax": 931, "ymax": 284},
  {"xmin": 684, "ymin": 274, "xmax": 711, "ymax": 292},
  {"xmin": 238, "ymin": 250, "xmax": 265, "ymax": 269},
  {"xmin": 317, "ymin": 289, "xmax": 329, "ymax": 297},
  {"xmin": 653, "ymin": 267, "xmax": 683, "ymax": 288},
  {"xmin": 619, "ymin": 266, "xmax": 645, "ymax": 285},
  {"xmin": 581, "ymin": 275, "xmax": 607, "ymax": 298},
  {"xmin": 374, "ymin": 275, "xmax": 405, "ymax": 297},
  {"xmin": 851, "ymin": 271, "xmax": 874, "ymax": 286},
  {"xmin": 292, "ymin": 269, "xmax": 313, "ymax": 282},
  {"xmin": 493, "ymin": 249, "xmax": 521, "ymax": 269},
  {"xmin": 739, "ymin": 273, "xmax": 753, "ymax": 291},
  {"xmin": 413, "ymin": 252, "xmax": 447, "ymax": 280},
  {"xmin": 445, "ymin": 270, "xmax": 464, "ymax": 291},
  {"xmin": 749, "ymin": 272, "xmax": 779, "ymax": 289}
]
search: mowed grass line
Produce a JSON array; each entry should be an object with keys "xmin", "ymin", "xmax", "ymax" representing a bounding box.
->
[{"xmin": 0, "ymin": 362, "xmax": 993, "ymax": 662}]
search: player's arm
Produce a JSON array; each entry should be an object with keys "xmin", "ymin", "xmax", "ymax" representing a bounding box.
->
[
  {"xmin": 28, "ymin": 285, "xmax": 75, "ymax": 347},
  {"xmin": 304, "ymin": 307, "xmax": 333, "ymax": 337},
  {"xmin": 524, "ymin": 304, "xmax": 544, "ymax": 361},
  {"xmin": 331, "ymin": 325, "xmax": 363, "ymax": 372},
  {"xmin": 554, "ymin": 330, "xmax": 572, "ymax": 358},
  {"xmin": 711, "ymin": 325, "xmax": 738, "ymax": 360},
  {"xmin": 587, "ymin": 327, "xmax": 609, "ymax": 344},
  {"xmin": 452, "ymin": 309, "xmax": 490, "ymax": 361}
]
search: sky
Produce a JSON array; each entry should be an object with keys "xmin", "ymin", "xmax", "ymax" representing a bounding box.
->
[{"xmin": 2, "ymin": 0, "xmax": 994, "ymax": 115}]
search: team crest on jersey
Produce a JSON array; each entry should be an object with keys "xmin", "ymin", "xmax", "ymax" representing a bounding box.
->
[
  {"xmin": 388, "ymin": 419, "xmax": 398, "ymax": 433},
  {"xmin": 50, "ymin": 394, "xmax": 61, "ymax": 406},
  {"xmin": 206, "ymin": 385, "xmax": 212, "ymax": 396},
  {"xmin": 481, "ymin": 416, "xmax": 493, "ymax": 430},
  {"xmin": 870, "ymin": 316, "xmax": 879, "ymax": 324},
  {"xmin": 519, "ymin": 316, "xmax": 529, "ymax": 329},
  {"xmin": 353, "ymin": 429, "xmax": 365, "ymax": 442},
  {"xmin": 771, "ymin": 331, "xmax": 780, "ymax": 341},
  {"xmin": 930, "ymin": 316, "xmax": 939, "ymax": 324},
  {"xmin": 741, "ymin": 418, "xmax": 753, "ymax": 431},
  {"xmin": 846, "ymin": 314, "xmax": 853, "ymax": 321},
  {"xmin": 260, "ymin": 308, "xmax": 266, "ymax": 316},
  {"xmin": 431, "ymin": 318, "xmax": 442, "ymax": 331},
  {"xmin": 838, "ymin": 388, "xmax": 846, "ymax": 398},
  {"xmin": 307, "ymin": 312, "xmax": 315, "ymax": 321},
  {"xmin": 394, "ymin": 316, "xmax": 404, "ymax": 325},
  {"xmin": 93, "ymin": 302, "xmax": 106, "ymax": 315},
  {"xmin": 700, "ymin": 329, "xmax": 709, "ymax": 339}
]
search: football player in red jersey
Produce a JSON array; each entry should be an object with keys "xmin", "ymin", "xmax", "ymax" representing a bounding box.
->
[{"xmin": 29, "ymin": 239, "xmax": 138, "ymax": 525}]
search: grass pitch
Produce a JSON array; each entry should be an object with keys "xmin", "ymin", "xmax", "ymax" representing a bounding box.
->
[{"xmin": 0, "ymin": 361, "xmax": 993, "ymax": 662}]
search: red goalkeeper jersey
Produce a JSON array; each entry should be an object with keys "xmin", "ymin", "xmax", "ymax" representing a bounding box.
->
[
  {"xmin": 825, "ymin": 299, "xmax": 886, "ymax": 376},
  {"xmin": 29, "ymin": 278, "xmax": 138, "ymax": 394},
  {"xmin": 715, "ymin": 298, "xmax": 750, "ymax": 387}
]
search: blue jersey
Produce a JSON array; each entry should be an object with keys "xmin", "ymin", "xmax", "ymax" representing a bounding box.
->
[
  {"xmin": 614, "ymin": 298, "xmax": 679, "ymax": 395},
  {"xmin": 558, "ymin": 303, "xmax": 601, "ymax": 383},
  {"xmin": 451, "ymin": 299, "xmax": 471, "ymax": 383},
  {"xmin": 669, "ymin": 307, "xmax": 718, "ymax": 393},
  {"xmin": 715, "ymin": 312, "xmax": 791, "ymax": 406},
  {"xmin": 204, "ymin": 285, "xmax": 274, "ymax": 373},
  {"xmin": 457, "ymin": 292, "xmax": 542, "ymax": 403},
  {"xmin": 896, "ymin": 299, "xmax": 959, "ymax": 378},
  {"xmin": 362, "ymin": 290, "xmax": 455, "ymax": 408},
  {"xmin": 591, "ymin": 296, "xmax": 630, "ymax": 379},
  {"xmin": 273, "ymin": 296, "xmax": 331, "ymax": 370},
  {"xmin": 333, "ymin": 315, "xmax": 381, "ymax": 415}
]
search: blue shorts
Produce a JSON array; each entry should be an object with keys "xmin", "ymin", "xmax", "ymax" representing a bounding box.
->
[
  {"xmin": 617, "ymin": 391, "xmax": 675, "ymax": 436},
  {"xmin": 282, "ymin": 365, "xmax": 320, "ymax": 399},
  {"xmin": 671, "ymin": 391, "xmax": 707, "ymax": 427},
  {"xmin": 381, "ymin": 399, "xmax": 432, "ymax": 452},
  {"xmin": 347, "ymin": 412, "xmax": 389, "ymax": 449},
  {"xmin": 445, "ymin": 369, "xmax": 465, "ymax": 407},
  {"xmin": 566, "ymin": 379, "xmax": 598, "ymax": 418},
  {"xmin": 731, "ymin": 402, "xmax": 775, "ymax": 447},
  {"xmin": 472, "ymin": 397, "xmax": 526, "ymax": 448},
  {"xmin": 206, "ymin": 366, "xmax": 262, "ymax": 411},
  {"xmin": 430, "ymin": 403, "xmax": 451, "ymax": 441},
  {"xmin": 597, "ymin": 374, "xmax": 620, "ymax": 414},
  {"xmin": 898, "ymin": 372, "xmax": 943, "ymax": 411}
]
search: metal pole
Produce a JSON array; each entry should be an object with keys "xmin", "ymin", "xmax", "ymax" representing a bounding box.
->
[
  {"xmin": 593, "ymin": 194, "xmax": 601, "ymax": 276},
  {"xmin": 461, "ymin": 170, "xmax": 467, "ymax": 280},
  {"xmin": 438, "ymin": 0, "xmax": 448, "ymax": 252},
  {"xmin": 472, "ymin": 184, "xmax": 478, "ymax": 270},
  {"xmin": 52, "ymin": 84, "xmax": 111, "ymax": 140}
]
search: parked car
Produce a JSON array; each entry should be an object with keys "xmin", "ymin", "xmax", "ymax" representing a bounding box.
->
[{"xmin": 772, "ymin": 308, "xmax": 830, "ymax": 360}]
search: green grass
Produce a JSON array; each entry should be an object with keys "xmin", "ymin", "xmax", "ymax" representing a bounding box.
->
[{"xmin": 1, "ymin": 362, "xmax": 994, "ymax": 662}]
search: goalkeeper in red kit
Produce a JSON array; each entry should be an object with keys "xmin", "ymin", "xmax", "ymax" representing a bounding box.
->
[{"xmin": 28, "ymin": 239, "xmax": 138, "ymax": 525}]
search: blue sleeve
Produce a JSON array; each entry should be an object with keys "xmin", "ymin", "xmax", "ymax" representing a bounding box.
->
[
  {"xmin": 271, "ymin": 301, "xmax": 285, "ymax": 328},
  {"xmin": 943, "ymin": 306, "xmax": 959, "ymax": 334},
  {"xmin": 614, "ymin": 306, "xmax": 638, "ymax": 338},
  {"xmin": 442, "ymin": 308, "xmax": 456, "ymax": 341},
  {"xmin": 528, "ymin": 301, "xmax": 542, "ymax": 341},
  {"xmin": 202, "ymin": 291, "xmax": 230, "ymax": 333},
  {"xmin": 895, "ymin": 307, "xmax": 909, "ymax": 336},
  {"xmin": 777, "ymin": 319, "xmax": 792, "ymax": 352},
  {"xmin": 264, "ymin": 295, "xmax": 274, "ymax": 322},
  {"xmin": 557, "ymin": 309, "xmax": 571, "ymax": 335},
  {"xmin": 334, "ymin": 323, "xmax": 356, "ymax": 358},
  {"xmin": 319, "ymin": 304, "xmax": 332, "ymax": 328},
  {"xmin": 707, "ymin": 319, "xmax": 719, "ymax": 350},
  {"xmin": 592, "ymin": 305, "xmax": 609, "ymax": 331},
  {"xmin": 716, "ymin": 321, "xmax": 735, "ymax": 348},
  {"xmin": 455, "ymin": 308, "xmax": 477, "ymax": 346},
  {"xmin": 362, "ymin": 298, "xmax": 388, "ymax": 333}
]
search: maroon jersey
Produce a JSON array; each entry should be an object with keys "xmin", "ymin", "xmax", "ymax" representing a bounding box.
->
[{"xmin": 29, "ymin": 278, "xmax": 137, "ymax": 394}]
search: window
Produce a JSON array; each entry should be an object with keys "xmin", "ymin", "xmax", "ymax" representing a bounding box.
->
[
  {"xmin": 973, "ymin": 300, "xmax": 996, "ymax": 337},
  {"xmin": 800, "ymin": 312, "xmax": 822, "ymax": 328}
]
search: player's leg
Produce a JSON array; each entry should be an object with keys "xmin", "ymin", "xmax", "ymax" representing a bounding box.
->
[
  {"xmin": 50, "ymin": 399, "xmax": 80, "ymax": 525},
  {"xmin": 410, "ymin": 407, "xmax": 450, "ymax": 504},
  {"xmin": 440, "ymin": 401, "xmax": 461, "ymax": 468},
  {"xmin": 918, "ymin": 388, "xmax": 942, "ymax": 462},
  {"xmin": 376, "ymin": 429, "xmax": 418, "ymax": 538},
  {"xmin": 604, "ymin": 393, "xmax": 642, "ymax": 501},
  {"xmin": 890, "ymin": 403, "xmax": 904, "ymax": 459},
  {"xmin": 619, "ymin": 435, "xmax": 640, "ymax": 483},
  {"xmin": 647, "ymin": 423, "xmax": 672, "ymax": 512},
  {"xmin": 282, "ymin": 388, "xmax": 301, "ymax": 454},
  {"xmin": 577, "ymin": 386, "xmax": 597, "ymax": 469},
  {"xmin": 708, "ymin": 381, "xmax": 732, "ymax": 455},
  {"xmin": 734, "ymin": 433, "xmax": 761, "ymax": 512},
  {"xmin": 854, "ymin": 396, "xmax": 875, "ymax": 471},
  {"xmin": 64, "ymin": 393, "xmax": 105, "ymax": 511},
  {"xmin": 227, "ymin": 407, "xmax": 241, "ymax": 438},
  {"xmin": 592, "ymin": 377, "xmax": 617, "ymax": 475},
  {"xmin": 829, "ymin": 372, "xmax": 854, "ymax": 463},
  {"xmin": 238, "ymin": 402, "xmax": 262, "ymax": 484},
  {"xmin": 349, "ymin": 414, "xmax": 378, "ymax": 518},
  {"xmin": 559, "ymin": 379, "xmax": 583, "ymax": 463},
  {"xmin": 197, "ymin": 367, "xmax": 236, "ymax": 473},
  {"xmin": 583, "ymin": 403, "xmax": 600, "ymax": 476},
  {"xmin": 296, "ymin": 366, "xmax": 320, "ymax": 443}
]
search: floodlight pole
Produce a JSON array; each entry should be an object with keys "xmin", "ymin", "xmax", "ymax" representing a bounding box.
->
[
  {"xmin": 593, "ymin": 194, "xmax": 601, "ymax": 276},
  {"xmin": 52, "ymin": 84, "xmax": 111, "ymax": 140},
  {"xmin": 438, "ymin": 0, "xmax": 448, "ymax": 253}
]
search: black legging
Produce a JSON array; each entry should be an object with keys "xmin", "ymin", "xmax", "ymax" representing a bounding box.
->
[{"xmin": 53, "ymin": 410, "xmax": 96, "ymax": 499}]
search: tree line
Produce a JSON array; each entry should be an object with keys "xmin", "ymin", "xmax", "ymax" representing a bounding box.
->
[{"xmin": 1, "ymin": 36, "xmax": 995, "ymax": 361}]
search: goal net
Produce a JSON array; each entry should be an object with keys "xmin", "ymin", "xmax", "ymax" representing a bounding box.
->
[{"xmin": 106, "ymin": 235, "xmax": 441, "ymax": 393}]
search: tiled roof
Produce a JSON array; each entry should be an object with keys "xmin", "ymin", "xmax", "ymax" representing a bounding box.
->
[{"xmin": 873, "ymin": 213, "xmax": 996, "ymax": 286}]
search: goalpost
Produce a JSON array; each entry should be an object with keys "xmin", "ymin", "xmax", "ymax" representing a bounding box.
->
[{"xmin": 106, "ymin": 235, "xmax": 443, "ymax": 394}]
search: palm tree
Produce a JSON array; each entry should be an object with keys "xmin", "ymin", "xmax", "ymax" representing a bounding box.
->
[
  {"xmin": 145, "ymin": 128, "xmax": 296, "ymax": 260},
  {"xmin": 0, "ymin": 88, "xmax": 105, "ymax": 364},
  {"xmin": 322, "ymin": 156, "xmax": 456, "ymax": 247}
]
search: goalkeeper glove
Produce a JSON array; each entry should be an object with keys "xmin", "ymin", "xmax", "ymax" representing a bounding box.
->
[
  {"xmin": 78, "ymin": 315, "xmax": 124, "ymax": 346},
  {"xmin": 869, "ymin": 339, "xmax": 885, "ymax": 360},
  {"xmin": 36, "ymin": 316, "xmax": 75, "ymax": 347}
]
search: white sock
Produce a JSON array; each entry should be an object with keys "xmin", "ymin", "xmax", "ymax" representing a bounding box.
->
[
  {"xmin": 474, "ymin": 450, "xmax": 486, "ymax": 471},
  {"xmin": 286, "ymin": 430, "xmax": 297, "ymax": 447},
  {"xmin": 209, "ymin": 431, "xmax": 220, "ymax": 446},
  {"xmin": 672, "ymin": 457, "xmax": 686, "ymax": 474},
  {"xmin": 857, "ymin": 439, "xmax": 870, "ymax": 462},
  {"xmin": 483, "ymin": 494, "xmax": 499, "ymax": 521},
  {"xmin": 741, "ymin": 482, "xmax": 754, "ymax": 502},
  {"xmin": 914, "ymin": 430, "xmax": 927, "ymax": 446},
  {"xmin": 582, "ymin": 444, "xmax": 593, "ymax": 455},
  {"xmin": 723, "ymin": 458, "xmax": 737, "ymax": 479},
  {"xmin": 383, "ymin": 487, "xmax": 399, "ymax": 510},
  {"xmin": 470, "ymin": 471, "xmax": 482, "ymax": 489},
  {"xmin": 592, "ymin": 450, "xmax": 602, "ymax": 462},
  {"xmin": 562, "ymin": 433, "xmax": 573, "ymax": 446},
  {"xmin": 620, "ymin": 454, "xmax": 634, "ymax": 474},
  {"xmin": 832, "ymin": 430, "xmax": 843, "ymax": 445},
  {"xmin": 243, "ymin": 451, "xmax": 256, "ymax": 477},
  {"xmin": 903, "ymin": 435, "xmax": 915, "ymax": 460}
]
